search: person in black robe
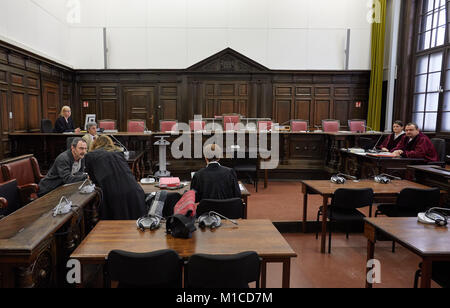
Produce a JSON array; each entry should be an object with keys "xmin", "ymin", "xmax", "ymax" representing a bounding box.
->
[
  {"xmin": 84, "ymin": 149, "xmax": 146, "ymax": 220},
  {"xmin": 54, "ymin": 106, "xmax": 81, "ymax": 133},
  {"xmin": 191, "ymin": 144, "xmax": 241, "ymax": 203}
]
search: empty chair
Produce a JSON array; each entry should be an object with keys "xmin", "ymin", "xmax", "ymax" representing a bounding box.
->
[
  {"xmin": 322, "ymin": 120, "xmax": 340, "ymax": 133},
  {"xmin": 127, "ymin": 120, "xmax": 146, "ymax": 133},
  {"xmin": 348, "ymin": 120, "xmax": 366, "ymax": 133},
  {"xmin": 105, "ymin": 249, "xmax": 183, "ymax": 288},
  {"xmin": 41, "ymin": 119, "xmax": 53, "ymax": 133},
  {"xmin": 160, "ymin": 120, "xmax": 177, "ymax": 132},
  {"xmin": 316, "ymin": 188, "xmax": 374, "ymax": 253},
  {"xmin": 197, "ymin": 198, "xmax": 244, "ymax": 219},
  {"xmin": 1, "ymin": 155, "xmax": 44, "ymax": 204},
  {"xmin": 223, "ymin": 114, "xmax": 241, "ymax": 131},
  {"xmin": 189, "ymin": 120, "xmax": 206, "ymax": 132},
  {"xmin": 290, "ymin": 120, "xmax": 309, "ymax": 132},
  {"xmin": 375, "ymin": 188, "xmax": 441, "ymax": 218},
  {"xmin": 0, "ymin": 179, "xmax": 21, "ymax": 218},
  {"xmin": 233, "ymin": 162, "xmax": 258, "ymax": 192},
  {"xmin": 414, "ymin": 261, "xmax": 450, "ymax": 288},
  {"xmin": 185, "ymin": 251, "xmax": 261, "ymax": 288},
  {"xmin": 257, "ymin": 120, "xmax": 273, "ymax": 132},
  {"xmin": 430, "ymin": 138, "xmax": 446, "ymax": 167},
  {"xmin": 98, "ymin": 119, "xmax": 117, "ymax": 131}
]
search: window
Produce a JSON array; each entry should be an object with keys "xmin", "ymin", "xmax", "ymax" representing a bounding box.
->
[{"xmin": 412, "ymin": 0, "xmax": 450, "ymax": 133}]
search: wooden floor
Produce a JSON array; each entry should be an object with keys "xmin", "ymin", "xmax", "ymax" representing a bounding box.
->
[{"xmin": 245, "ymin": 181, "xmax": 441, "ymax": 288}]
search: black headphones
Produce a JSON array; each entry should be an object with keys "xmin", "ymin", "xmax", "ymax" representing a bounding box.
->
[
  {"xmin": 330, "ymin": 174, "xmax": 346, "ymax": 184},
  {"xmin": 425, "ymin": 208, "xmax": 449, "ymax": 227},
  {"xmin": 374, "ymin": 175, "xmax": 390, "ymax": 184}
]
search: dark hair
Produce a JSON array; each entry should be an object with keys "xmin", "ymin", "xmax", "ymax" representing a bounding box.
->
[
  {"xmin": 71, "ymin": 137, "xmax": 87, "ymax": 148},
  {"xmin": 406, "ymin": 123, "xmax": 419, "ymax": 130},
  {"xmin": 393, "ymin": 120, "xmax": 404, "ymax": 127}
]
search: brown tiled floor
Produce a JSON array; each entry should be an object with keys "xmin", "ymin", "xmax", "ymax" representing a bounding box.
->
[{"xmin": 244, "ymin": 181, "xmax": 441, "ymax": 288}]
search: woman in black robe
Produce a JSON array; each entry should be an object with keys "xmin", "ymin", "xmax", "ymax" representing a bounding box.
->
[
  {"xmin": 54, "ymin": 106, "xmax": 81, "ymax": 133},
  {"xmin": 84, "ymin": 142, "xmax": 146, "ymax": 220}
]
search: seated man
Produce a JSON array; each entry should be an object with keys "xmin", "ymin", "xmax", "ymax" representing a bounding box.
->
[
  {"xmin": 82, "ymin": 122, "xmax": 98, "ymax": 151},
  {"xmin": 38, "ymin": 138, "xmax": 88, "ymax": 197},
  {"xmin": 391, "ymin": 123, "xmax": 438, "ymax": 162},
  {"xmin": 191, "ymin": 144, "xmax": 241, "ymax": 203}
]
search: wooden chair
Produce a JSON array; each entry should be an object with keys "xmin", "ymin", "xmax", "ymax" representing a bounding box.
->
[
  {"xmin": 98, "ymin": 119, "xmax": 117, "ymax": 131},
  {"xmin": 322, "ymin": 119, "xmax": 340, "ymax": 133},
  {"xmin": 160, "ymin": 120, "xmax": 178, "ymax": 132},
  {"xmin": 290, "ymin": 120, "xmax": 309, "ymax": 132},
  {"xmin": 127, "ymin": 120, "xmax": 146, "ymax": 133}
]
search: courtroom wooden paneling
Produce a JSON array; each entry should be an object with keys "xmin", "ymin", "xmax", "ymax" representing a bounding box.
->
[
  {"xmin": 42, "ymin": 81, "xmax": 59, "ymax": 125},
  {"xmin": 124, "ymin": 86, "xmax": 156, "ymax": 131}
]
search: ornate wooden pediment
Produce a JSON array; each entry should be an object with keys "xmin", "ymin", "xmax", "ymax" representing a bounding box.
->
[{"xmin": 187, "ymin": 48, "xmax": 269, "ymax": 73}]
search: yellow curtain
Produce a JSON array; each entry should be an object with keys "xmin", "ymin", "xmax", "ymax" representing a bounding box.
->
[{"xmin": 367, "ymin": 0, "xmax": 387, "ymax": 131}]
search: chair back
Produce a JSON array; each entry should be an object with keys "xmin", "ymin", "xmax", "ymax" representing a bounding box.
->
[
  {"xmin": 396, "ymin": 188, "xmax": 441, "ymax": 214},
  {"xmin": 291, "ymin": 120, "xmax": 309, "ymax": 132},
  {"xmin": 41, "ymin": 119, "xmax": 53, "ymax": 133},
  {"xmin": 189, "ymin": 120, "xmax": 206, "ymax": 131},
  {"xmin": 98, "ymin": 120, "xmax": 117, "ymax": 130},
  {"xmin": 160, "ymin": 120, "xmax": 177, "ymax": 132},
  {"xmin": 185, "ymin": 251, "xmax": 261, "ymax": 288},
  {"xmin": 197, "ymin": 198, "xmax": 244, "ymax": 219},
  {"xmin": 1, "ymin": 156, "xmax": 42, "ymax": 186},
  {"xmin": 127, "ymin": 120, "xmax": 146, "ymax": 133},
  {"xmin": 106, "ymin": 249, "xmax": 183, "ymax": 288},
  {"xmin": 322, "ymin": 120, "xmax": 340, "ymax": 133},
  {"xmin": 332, "ymin": 188, "xmax": 374, "ymax": 210},
  {"xmin": 348, "ymin": 120, "xmax": 366, "ymax": 133},
  {"xmin": 0, "ymin": 180, "xmax": 20, "ymax": 216},
  {"xmin": 431, "ymin": 138, "xmax": 446, "ymax": 162},
  {"xmin": 257, "ymin": 121, "xmax": 273, "ymax": 132},
  {"xmin": 223, "ymin": 115, "xmax": 241, "ymax": 131}
]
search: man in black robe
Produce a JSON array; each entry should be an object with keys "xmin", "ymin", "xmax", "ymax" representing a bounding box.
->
[
  {"xmin": 191, "ymin": 144, "xmax": 241, "ymax": 203},
  {"xmin": 84, "ymin": 149, "xmax": 146, "ymax": 220}
]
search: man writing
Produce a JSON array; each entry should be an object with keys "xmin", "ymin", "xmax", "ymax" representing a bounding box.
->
[
  {"xmin": 391, "ymin": 123, "xmax": 438, "ymax": 162},
  {"xmin": 38, "ymin": 138, "xmax": 88, "ymax": 196}
]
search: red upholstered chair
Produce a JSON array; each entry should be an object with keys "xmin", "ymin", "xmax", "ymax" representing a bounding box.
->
[
  {"xmin": 321, "ymin": 120, "xmax": 340, "ymax": 133},
  {"xmin": 189, "ymin": 120, "xmax": 206, "ymax": 132},
  {"xmin": 257, "ymin": 120, "xmax": 273, "ymax": 132},
  {"xmin": 290, "ymin": 120, "xmax": 309, "ymax": 132},
  {"xmin": 348, "ymin": 120, "xmax": 366, "ymax": 133},
  {"xmin": 127, "ymin": 120, "xmax": 146, "ymax": 133},
  {"xmin": 223, "ymin": 115, "xmax": 241, "ymax": 131},
  {"xmin": 1, "ymin": 155, "xmax": 44, "ymax": 204},
  {"xmin": 99, "ymin": 119, "xmax": 117, "ymax": 131},
  {"xmin": 160, "ymin": 120, "xmax": 178, "ymax": 132}
]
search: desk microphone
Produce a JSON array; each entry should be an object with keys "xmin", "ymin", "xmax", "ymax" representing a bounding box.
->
[
  {"xmin": 380, "ymin": 173, "xmax": 401, "ymax": 180},
  {"xmin": 364, "ymin": 125, "xmax": 375, "ymax": 133},
  {"xmin": 137, "ymin": 122, "xmax": 152, "ymax": 134},
  {"xmin": 314, "ymin": 125, "xmax": 322, "ymax": 131},
  {"xmin": 369, "ymin": 134, "xmax": 384, "ymax": 153},
  {"xmin": 109, "ymin": 134, "xmax": 129, "ymax": 159}
]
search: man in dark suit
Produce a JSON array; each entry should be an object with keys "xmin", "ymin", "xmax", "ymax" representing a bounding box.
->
[{"xmin": 191, "ymin": 144, "xmax": 241, "ymax": 203}]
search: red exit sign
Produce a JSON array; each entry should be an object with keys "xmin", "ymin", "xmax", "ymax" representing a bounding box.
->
[{"xmin": 83, "ymin": 101, "xmax": 89, "ymax": 108}]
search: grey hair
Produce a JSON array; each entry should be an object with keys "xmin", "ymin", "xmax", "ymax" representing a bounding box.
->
[
  {"xmin": 86, "ymin": 122, "xmax": 97, "ymax": 130},
  {"xmin": 71, "ymin": 137, "xmax": 87, "ymax": 148},
  {"xmin": 203, "ymin": 144, "xmax": 222, "ymax": 161}
]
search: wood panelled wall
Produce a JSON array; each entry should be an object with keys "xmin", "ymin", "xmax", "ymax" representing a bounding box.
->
[
  {"xmin": 0, "ymin": 44, "xmax": 370, "ymax": 159},
  {"xmin": 0, "ymin": 42, "xmax": 74, "ymax": 159}
]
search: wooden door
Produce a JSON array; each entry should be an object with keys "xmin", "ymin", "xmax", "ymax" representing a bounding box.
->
[
  {"xmin": 123, "ymin": 87, "xmax": 156, "ymax": 131},
  {"xmin": 42, "ymin": 81, "xmax": 60, "ymax": 125}
]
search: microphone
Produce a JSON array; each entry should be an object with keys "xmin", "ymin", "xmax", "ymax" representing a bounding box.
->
[
  {"xmin": 109, "ymin": 134, "xmax": 129, "ymax": 159},
  {"xmin": 204, "ymin": 211, "xmax": 239, "ymax": 226},
  {"xmin": 369, "ymin": 134, "xmax": 384, "ymax": 153},
  {"xmin": 314, "ymin": 125, "xmax": 322, "ymax": 131},
  {"xmin": 137, "ymin": 121, "xmax": 151, "ymax": 134},
  {"xmin": 79, "ymin": 178, "xmax": 95, "ymax": 194},
  {"xmin": 337, "ymin": 173, "xmax": 358, "ymax": 181},
  {"xmin": 364, "ymin": 125, "xmax": 375, "ymax": 133}
]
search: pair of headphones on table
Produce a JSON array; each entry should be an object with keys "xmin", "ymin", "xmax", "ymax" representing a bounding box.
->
[
  {"xmin": 198, "ymin": 211, "xmax": 238, "ymax": 230},
  {"xmin": 330, "ymin": 174, "xmax": 346, "ymax": 184},
  {"xmin": 373, "ymin": 173, "xmax": 402, "ymax": 184},
  {"xmin": 136, "ymin": 215, "xmax": 162, "ymax": 231},
  {"xmin": 418, "ymin": 207, "xmax": 449, "ymax": 227}
]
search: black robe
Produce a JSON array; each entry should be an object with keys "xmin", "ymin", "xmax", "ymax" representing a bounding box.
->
[
  {"xmin": 54, "ymin": 116, "xmax": 76, "ymax": 133},
  {"xmin": 85, "ymin": 150, "xmax": 146, "ymax": 220},
  {"xmin": 190, "ymin": 163, "xmax": 241, "ymax": 203}
]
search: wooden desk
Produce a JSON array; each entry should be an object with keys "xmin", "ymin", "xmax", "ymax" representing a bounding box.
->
[
  {"xmin": 301, "ymin": 180, "xmax": 432, "ymax": 253},
  {"xmin": 364, "ymin": 217, "xmax": 450, "ymax": 288},
  {"xmin": 140, "ymin": 181, "xmax": 251, "ymax": 218},
  {"xmin": 71, "ymin": 219, "xmax": 297, "ymax": 288},
  {"xmin": 408, "ymin": 165, "xmax": 450, "ymax": 207},
  {"xmin": 340, "ymin": 150, "xmax": 425, "ymax": 179},
  {"xmin": 0, "ymin": 183, "xmax": 99, "ymax": 287}
]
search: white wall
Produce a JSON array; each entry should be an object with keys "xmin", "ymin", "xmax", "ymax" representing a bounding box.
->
[
  {"xmin": 0, "ymin": 0, "xmax": 373, "ymax": 70},
  {"xmin": 0, "ymin": 0, "xmax": 72, "ymax": 67}
]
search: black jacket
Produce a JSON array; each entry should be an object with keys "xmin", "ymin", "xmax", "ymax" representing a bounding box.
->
[
  {"xmin": 54, "ymin": 116, "xmax": 75, "ymax": 133},
  {"xmin": 190, "ymin": 163, "xmax": 241, "ymax": 203},
  {"xmin": 84, "ymin": 149, "xmax": 146, "ymax": 220},
  {"xmin": 38, "ymin": 150, "xmax": 87, "ymax": 196}
]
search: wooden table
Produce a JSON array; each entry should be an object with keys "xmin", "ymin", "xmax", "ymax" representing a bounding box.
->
[
  {"xmin": 301, "ymin": 180, "xmax": 432, "ymax": 253},
  {"xmin": 71, "ymin": 219, "xmax": 297, "ymax": 288},
  {"xmin": 364, "ymin": 217, "xmax": 450, "ymax": 288},
  {"xmin": 0, "ymin": 183, "xmax": 99, "ymax": 287},
  {"xmin": 140, "ymin": 181, "xmax": 251, "ymax": 218},
  {"xmin": 408, "ymin": 165, "xmax": 450, "ymax": 207}
]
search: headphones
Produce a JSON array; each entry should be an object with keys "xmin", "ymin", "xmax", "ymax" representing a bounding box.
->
[
  {"xmin": 136, "ymin": 216, "xmax": 162, "ymax": 231},
  {"xmin": 79, "ymin": 178, "xmax": 96, "ymax": 194},
  {"xmin": 425, "ymin": 208, "xmax": 449, "ymax": 226},
  {"xmin": 330, "ymin": 174, "xmax": 346, "ymax": 184},
  {"xmin": 374, "ymin": 175, "xmax": 390, "ymax": 184},
  {"xmin": 198, "ymin": 211, "xmax": 238, "ymax": 230}
]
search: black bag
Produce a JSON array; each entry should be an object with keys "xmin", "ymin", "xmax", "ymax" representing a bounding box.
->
[{"xmin": 166, "ymin": 214, "xmax": 196, "ymax": 239}]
